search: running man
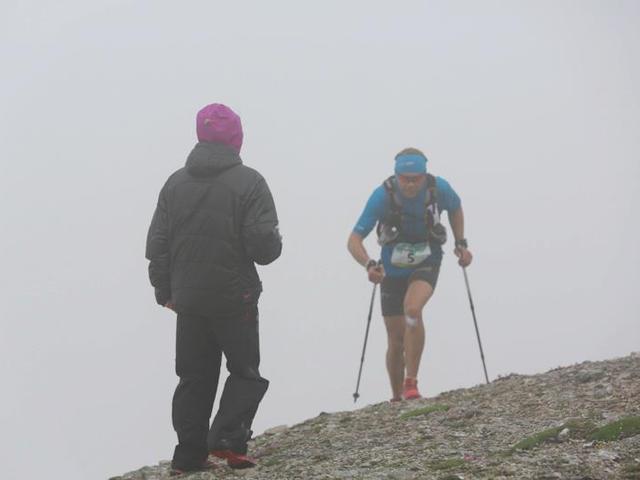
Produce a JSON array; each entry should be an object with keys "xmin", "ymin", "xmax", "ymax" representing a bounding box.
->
[{"xmin": 347, "ymin": 147, "xmax": 472, "ymax": 401}]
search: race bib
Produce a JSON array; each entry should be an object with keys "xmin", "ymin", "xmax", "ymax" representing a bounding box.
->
[{"xmin": 390, "ymin": 242, "xmax": 431, "ymax": 268}]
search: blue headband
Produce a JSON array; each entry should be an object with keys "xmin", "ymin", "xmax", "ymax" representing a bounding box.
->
[{"xmin": 394, "ymin": 153, "xmax": 427, "ymax": 175}]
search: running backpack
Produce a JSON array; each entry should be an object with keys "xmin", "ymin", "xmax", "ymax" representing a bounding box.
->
[{"xmin": 376, "ymin": 174, "xmax": 447, "ymax": 246}]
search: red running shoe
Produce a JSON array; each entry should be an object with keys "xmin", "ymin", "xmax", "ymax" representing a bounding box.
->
[
  {"xmin": 210, "ymin": 449, "xmax": 257, "ymax": 469},
  {"xmin": 402, "ymin": 377, "xmax": 421, "ymax": 400}
]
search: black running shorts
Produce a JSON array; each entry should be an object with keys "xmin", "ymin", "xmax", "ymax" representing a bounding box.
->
[{"xmin": 380, "ymin": 264, "xmax": 441, "ymax": 317}]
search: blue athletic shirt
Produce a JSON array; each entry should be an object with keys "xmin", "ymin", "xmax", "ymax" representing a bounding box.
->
[{"xmin": 353, "ymin": 176, "xmax": 461, "ymax": 277}]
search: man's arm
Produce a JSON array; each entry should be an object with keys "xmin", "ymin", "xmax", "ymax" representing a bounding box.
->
[
  {"xmin": 348, "ymin": 185, "xmax": 386, "ymax": 267},
  {"xmin": 145, "ymin": 188, "xmax": 172, "ymax": 306},
  {"xmin": 242, "ymin": 177, "xmax": 282, "ymax": 265},
  {"xmin": 347, "ymin": 232, "xmax": 384, "ymax": 283},
  {"xmin": 348, "ymin": 186, "xmax": 386, "ymax": 282},
  {"xmin": 348, "ymin": 232, "xmax": 373, "ymax": 268},
  {"xmin": 448, "ymin": 207, "xmax": 473, "ymax": 267},
  {"xmin": 448, "ymin": 206, "xmax": 465, "ymax": 244}
]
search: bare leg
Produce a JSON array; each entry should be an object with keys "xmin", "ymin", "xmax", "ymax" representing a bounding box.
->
[
  {"xmin": 383, "ymin": 315, "xmax": 406, "ymax": 399},
  {"xmin": 403, "ymin": 280, "xmax": 434, "ymax": 379}
]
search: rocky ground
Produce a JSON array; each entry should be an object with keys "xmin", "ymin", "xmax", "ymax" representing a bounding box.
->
[{"xmin": 112, "ymin": 353, "xmax": 640, "ymax": 479}]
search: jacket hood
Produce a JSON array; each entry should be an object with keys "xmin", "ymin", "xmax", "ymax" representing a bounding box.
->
[{"xmin": 185, "ymin": 142, "xmax": 242, "ymax": 177}]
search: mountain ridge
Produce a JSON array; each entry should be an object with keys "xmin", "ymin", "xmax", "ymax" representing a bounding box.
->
[{"xmin": 112, "ymin": 353, "xmax": 640, "ymax": 480}]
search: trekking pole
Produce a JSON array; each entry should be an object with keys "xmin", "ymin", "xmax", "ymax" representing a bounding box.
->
[
  {"xmin": 462, "ymin": 266, "xmax": 490, "ymax": 384},
  {"xmin": 353, "ymin": 282, "xmax": 378, "ymax": 403}
]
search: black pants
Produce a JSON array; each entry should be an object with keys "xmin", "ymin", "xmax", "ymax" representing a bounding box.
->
[{"xmin": 171, "ymin": 304, "xmax": 269, "ymax": 470}]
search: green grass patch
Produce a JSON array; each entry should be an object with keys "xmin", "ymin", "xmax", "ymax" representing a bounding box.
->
[
  {"xmin": 401, "ymin": 404, "xmax": 450, "ymax": 420},
  {"xmin": 512, "ymin": 426, "xmax": 563, "ymax": 451},
  {"xmin": 589, "ymin": 416, "xmax": 640, "ymax": 442},
  {"xmin": 511, "ymin": 417, "xmax": 598, "ymax": 452}
]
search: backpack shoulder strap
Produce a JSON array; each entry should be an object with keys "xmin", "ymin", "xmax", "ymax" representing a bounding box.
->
[
  {"xmin": 382, "ymin": 175, "xmax": 396, "ymax": 194},
  {"xmin": 425, "ymin": 174, "xmax": 437, "ymax": 205},
  {"xmin": 377, "ymin": 176, "xmax": 402, "ymax": 243},
  {"xmin": 383, "ymin": 175, "xmax": 402, "ymax": 213},
  {"xmin": 424, "ymin": 173, "xmax": 441, "ymax": 228}
]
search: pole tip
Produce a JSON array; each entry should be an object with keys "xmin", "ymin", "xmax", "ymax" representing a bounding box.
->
[{"xmin": 352, "ymin": 392, "xmax": 360, "ymax": 403}]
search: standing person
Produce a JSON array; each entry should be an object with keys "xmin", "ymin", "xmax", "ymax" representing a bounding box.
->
[
  {"xmin": 146, "ymin": 103, "xmax": 282, "ymax": 475},
  {"xmin": 347, "ymin": 148, "xmax": 472, "ymax": 402}
]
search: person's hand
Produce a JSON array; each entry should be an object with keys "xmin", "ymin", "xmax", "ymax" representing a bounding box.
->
[
  {"xmin": 164, "ymin": 301, "xmax": 176, "ymax": 312},
  {"xmin": 367, "ymin": 264, "xmax": 385, "ymax": 284},
  {"xmin": 454, "ymin": 247, "xmax": 473, "ymax": 267}
]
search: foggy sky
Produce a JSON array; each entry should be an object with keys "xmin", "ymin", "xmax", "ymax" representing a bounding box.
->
[{"xmin": 1, "ymin": 1, "xmax": 639, "ymax": 479}]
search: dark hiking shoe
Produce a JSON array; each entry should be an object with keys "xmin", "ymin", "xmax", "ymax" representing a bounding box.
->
[
  {"xmin": 169, "ymin": 459, "xmax": 217, "ymax": 477},
  {"xmin": 210, "ymin": 449, "xmax": 257, "ymax": 469}
]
